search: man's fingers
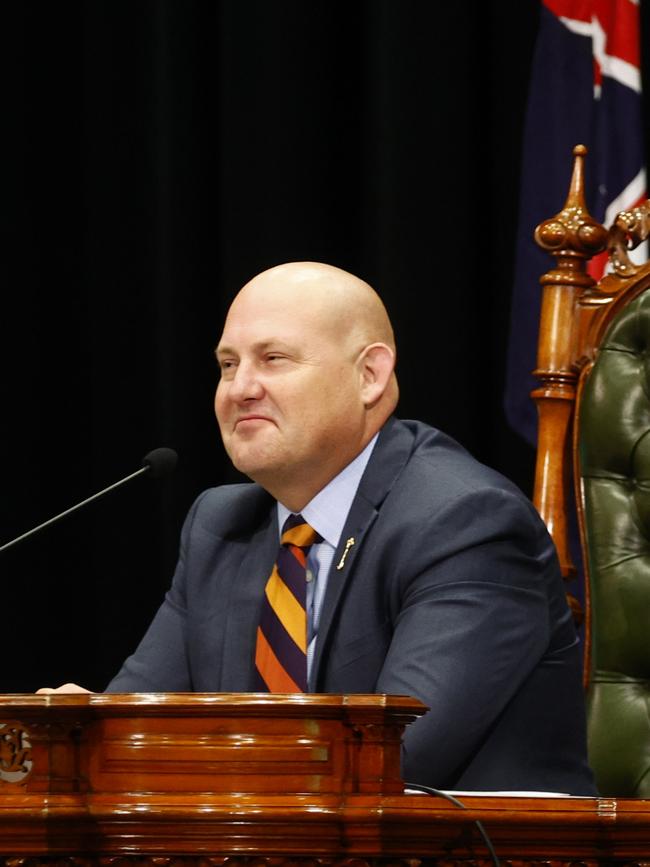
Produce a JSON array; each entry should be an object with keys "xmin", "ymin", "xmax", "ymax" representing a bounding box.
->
[{"xmin": 35, "ymin": 683, "xmax": 92, "ymax": 694}]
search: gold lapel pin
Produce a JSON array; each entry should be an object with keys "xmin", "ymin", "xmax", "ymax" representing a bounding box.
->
[{"xmin": 336, "ymin": 537, "xmax": 356, "ymax": 570}]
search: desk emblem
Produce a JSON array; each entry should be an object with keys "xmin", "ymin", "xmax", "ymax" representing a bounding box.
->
[{"xmin": 0, "ymin": 721, "xmax": 32, "ymax": 783}]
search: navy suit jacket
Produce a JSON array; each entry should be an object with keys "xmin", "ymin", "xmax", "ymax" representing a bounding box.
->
[{"xmin": 107, "ymin": 417, "xmax": 597, "ymax": 795}]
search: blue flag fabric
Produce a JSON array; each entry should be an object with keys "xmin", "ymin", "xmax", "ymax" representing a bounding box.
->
[{"xmin": 505, "ymin": 0, "xmax": 646, "ymax": 447}]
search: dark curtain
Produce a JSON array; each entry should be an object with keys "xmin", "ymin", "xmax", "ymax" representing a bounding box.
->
[{"xmin": 2, "ymin": 1, "xmax": 645, "ymax": 691}]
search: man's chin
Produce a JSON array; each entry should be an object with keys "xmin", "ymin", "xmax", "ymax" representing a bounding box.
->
[{"xmin": 229, "ymin": 450, "xmax": 279, "ymax": 483}]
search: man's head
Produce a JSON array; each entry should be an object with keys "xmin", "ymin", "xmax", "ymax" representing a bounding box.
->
[{"xmin": 215, "ymin": 261, "xmax": 398, "ymax": 511}]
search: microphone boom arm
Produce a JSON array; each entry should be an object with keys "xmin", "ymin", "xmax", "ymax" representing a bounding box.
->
[{"xmin": 0, "ymin": 447, "xmax": 177, "ymax": 554}]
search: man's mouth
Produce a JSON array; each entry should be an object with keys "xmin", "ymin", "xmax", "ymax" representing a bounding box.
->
[{"xmin": 234, "ymin": 415, "xmax": 273, "ymax": 429}]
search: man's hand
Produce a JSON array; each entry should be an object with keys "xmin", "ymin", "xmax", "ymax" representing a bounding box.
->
[{"xmin": 36, "ymin": 683, "xmax": 92, "ymax": 694}]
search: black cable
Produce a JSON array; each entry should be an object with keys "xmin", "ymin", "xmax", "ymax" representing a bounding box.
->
[{"xmin": 404, "ymin": 782, "xmax": 501, "ymax": 867}]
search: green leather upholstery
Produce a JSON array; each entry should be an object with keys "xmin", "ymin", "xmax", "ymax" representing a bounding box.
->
[{"xmin": 579, "ymin": 286, "xmax": 650, "ymax": 797}]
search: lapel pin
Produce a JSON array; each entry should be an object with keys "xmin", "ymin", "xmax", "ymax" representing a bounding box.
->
[{"xmin": 336, "ymin": 537, "xmax": 356, "ymax": 570}]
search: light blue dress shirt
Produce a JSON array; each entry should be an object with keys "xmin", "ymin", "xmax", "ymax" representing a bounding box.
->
[{"xmin": 276, "ymin": 433, "xmax": 378, "ymax": 676}]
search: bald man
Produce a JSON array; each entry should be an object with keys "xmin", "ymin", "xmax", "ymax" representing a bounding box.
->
[{"xmin": 41, "ymin": 262, "xmax": 597, "ymax": 795}]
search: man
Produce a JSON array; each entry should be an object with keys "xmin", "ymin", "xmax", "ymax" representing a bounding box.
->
[{"xmin": 40, "ymin": 261, "xmax": 596, "ymax": 794}]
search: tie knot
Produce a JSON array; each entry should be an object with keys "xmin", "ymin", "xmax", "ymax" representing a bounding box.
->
[{"xmin": 281, "ymin": 513, "xmax": 322, "ymax": 548}]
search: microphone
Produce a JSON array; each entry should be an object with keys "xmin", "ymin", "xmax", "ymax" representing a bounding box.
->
[
  {"xmin": 142, "ymin": 446, "xmax": 178, "ymax": 479},
  {"xmin": 0, "ymin": 447, "xmax": 178, "ymax": 554}
]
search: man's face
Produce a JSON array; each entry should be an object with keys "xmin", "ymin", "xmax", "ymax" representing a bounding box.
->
[{"xmin": 214, "ymin": 279, "xmax": 367, "ymax": 504}]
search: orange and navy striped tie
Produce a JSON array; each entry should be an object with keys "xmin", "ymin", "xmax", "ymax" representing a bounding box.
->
[{"xmin": 254, "ymin": 513, "xmax": 322, "ymax": 692}]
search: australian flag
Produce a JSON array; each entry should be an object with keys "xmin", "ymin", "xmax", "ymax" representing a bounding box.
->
[{"xmin": 505, "ymin": 0, "xmax": 646, "ymax": 447}]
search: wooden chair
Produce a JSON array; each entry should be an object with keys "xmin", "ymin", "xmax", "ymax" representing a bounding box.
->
[{"xmin": 532, "ymin": 144, "xmax": 650, "ymax": 797}]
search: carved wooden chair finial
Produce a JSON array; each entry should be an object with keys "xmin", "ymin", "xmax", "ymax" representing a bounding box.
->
[{"xmin": 531, "ymin": 145, "xmax": 608, "ymax": 621}]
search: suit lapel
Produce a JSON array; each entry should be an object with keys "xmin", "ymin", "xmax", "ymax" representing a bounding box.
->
[
  {"xmin": 309, "ymin": 417, "xmax": 415, "ymax": 689},
  {"xmin": 309, "ymin": 491, "xmax": 378, "ymax": 688}
]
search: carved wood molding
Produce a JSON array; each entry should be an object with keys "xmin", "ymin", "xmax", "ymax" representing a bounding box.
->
[
  {"xmin": 3, "ymin": 859, "xmax": 647, "ymax": 867},
  {"xmin": 0, "ymin": 861, "xmax": 425, "ymax": 867}
]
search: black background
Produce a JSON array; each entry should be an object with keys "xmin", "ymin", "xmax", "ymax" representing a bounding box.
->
[{"xmin": 2, "ymin": 1, "xmax": 648, "ymax": 692}]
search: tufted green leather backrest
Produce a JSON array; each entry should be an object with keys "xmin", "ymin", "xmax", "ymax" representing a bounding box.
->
[{"xmin": 579, "ymin": 285, "xmax": 650, "ymax": 797}]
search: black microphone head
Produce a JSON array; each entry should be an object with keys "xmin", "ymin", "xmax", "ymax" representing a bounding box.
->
[{"xmin": 142, "ymin": 447, "xmax": 178, "ymax": 479}]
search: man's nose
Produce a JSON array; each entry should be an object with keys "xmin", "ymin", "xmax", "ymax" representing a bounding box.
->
[{"xmin": 228, "ymin": 362, "xmax": 264, "ymax": 401}]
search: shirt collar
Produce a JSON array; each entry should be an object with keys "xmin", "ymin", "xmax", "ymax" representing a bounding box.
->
[{"xmin": 277, "ymin": 432, "xmax": 379, "ymax": 548}]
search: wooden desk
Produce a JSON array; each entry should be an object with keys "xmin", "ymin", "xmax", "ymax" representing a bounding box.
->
[{"xmin": 1, "ymin": 693, "xmax": 648, "ymax": 865}]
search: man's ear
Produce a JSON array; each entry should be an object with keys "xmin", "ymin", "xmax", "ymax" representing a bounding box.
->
[{"xmin": 357, "ymin": 343, "xmax": 395, "ymax": 407}]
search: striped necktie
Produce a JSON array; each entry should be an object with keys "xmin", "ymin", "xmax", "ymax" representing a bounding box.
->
[{"xmin": 254, "ymin": 513, "xmax": 321, "ymax": 692}]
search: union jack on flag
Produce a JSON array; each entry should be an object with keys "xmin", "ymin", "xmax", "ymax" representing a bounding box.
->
[{"xmin": 504, "ymin": 0, "xmax": 646, "ymax": 447}]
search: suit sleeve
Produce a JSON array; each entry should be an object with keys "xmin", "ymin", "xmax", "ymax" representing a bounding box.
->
[
  {"xmin": 104, "ymin": 493, "xmax": 207, "ymax": 692},
  {"xmin": 374, "ymin": 484, "xmax": 571, "ymax": 786}
]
